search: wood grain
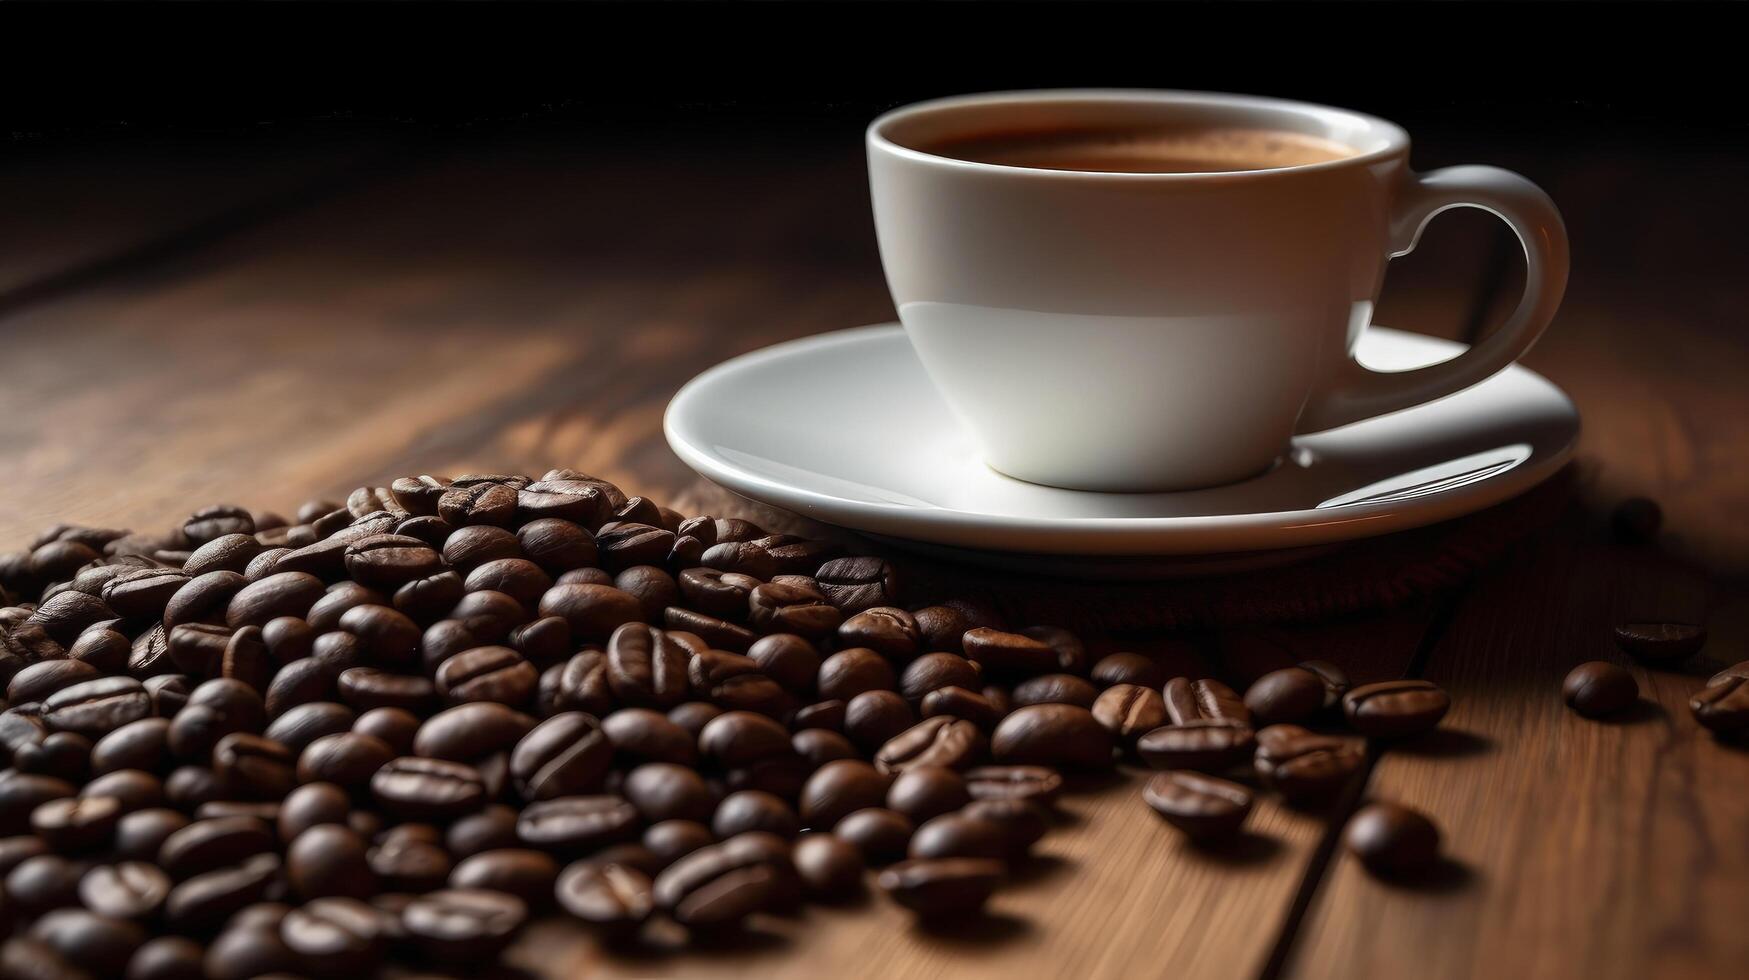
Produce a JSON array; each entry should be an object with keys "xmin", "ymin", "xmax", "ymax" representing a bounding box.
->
[
  {"xmin": 2, "ymin": 138, "xmax": 1742, "ymax": 978},
  {"xmin": 1283, "ymin": 151, "xmax": 1749, "ymax": 979}
]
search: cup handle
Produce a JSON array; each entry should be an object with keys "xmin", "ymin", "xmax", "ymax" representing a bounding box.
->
[{"xmin": 1295, "ymin": 164, "xmax": 1570, "ymax": 433}]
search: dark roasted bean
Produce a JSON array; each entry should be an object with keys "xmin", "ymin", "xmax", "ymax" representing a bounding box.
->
[
  {"xmin": 991, "ymin": 704, "xmax": 1113, "ymax": 769},
  {"xmin": 837, "ymin": 607, "xmax": 921, "ymax": 661},
  {"xmin": 747, "ymin": 582, "xmax": 842, "ymax": 640},
  {"xmin": 1342, "ymin": 680, "xmax": 1451, "ymax": 737},
  {"xmin": 401, "ymin": 888, "xmax": 527, "ymax": 961},
  {"xmin": 711, "ymin": 790, "xmax": 798, "ymax": 839},
  {"xmin": 623, "ymin": 763, "xmax": 714, "ymax": 824},
  {"xmin": 280, "ymin": 896, "xmax": 390, "ymax": 974},
  {"xmin": 814, "ymin": 557, "xmax": 898, "ymax": 613},
  {"xmin": 698, "ymin": 711, "xmax": 794, "ymax": 768},
  {"xmin": 438, "ymin": 483, "xmax": 519, "ymax": 528},
  {"xmin": 877, "ymin": 857, "xmax": 1001, "ymax": 917},
  {"xmin": 919, "ymin": 686, "xmax": 1004, "ymax": 730},
  {"xmin": 1691, "ymin": 673, "xmax": 1749, "ymax": 733},
  {"xmin": 1253, "ymin": 724, "xmax": 1364, "ymax": 800},
  {"xmin": 298, "ymin": 732, "xmax": 396, "ymax": 790},
  {"xmin": 834, "ymin": 807, "xmax": 913, "ymax": 865},
  {"xmin": 1612, "ymin": 622, "xmax": 1707, "ymax": 663},
  {"xmin": 43, "ymin": 677, "xmax": 150, "ymax": 738},
  {"xmin": 1163, "ymin": 677, "xmax": 1249, "ymax": 725},
  {"xmin": 1136, "ymin": 720, "xmax": 1255, "ymax": 772},
  {"xmin": 112, "ymin": 809, "xmax": 188, "ymax": 864},
  {"xmin": 1243, "ymin": 665, "xmax": 1332, "ymax": 726},
  {"xmin": 225, "ymin": 572, "xmax": 325, "ymax": 629},
  {"xmin": 1344, "ymin": 801, "xmax": 1441, "ymax": 876},
  {"xmin": 1143, "ymin": 771, "xmax": 1254, "ymax": 841},
  {"xmin": 792, "ymin": 832, "xmax": 864, "ymax": 900},
  {"xmin": 798, "ymin": 760, "xmax": 889, "ymax": 830},
  {"xmin": 961, "ymin": 628, "xmax": 1056, "ymax": 678},
  {"xmin": 263, "ymin": 702, "xmax": 355, "ymax": 755},
  {"xmin": 1091, "ymin": 683, "xmax": 1168, "ymax": 743},
  {"xmin": 651, "ymin": 832, "xmax": 792, "ymax": 927},
  {"xmin": 32, "ymin": 795, "xmax": 121, "ymax": 852},
  {"xmin": 287, "ymin": 824, "xmax": 376, "ymax": 900},
  {"xmin": 1562, "ymin": 661, "xmax": 1639, "ymax": 717},
  {"xmin": 555, "ymin": 860, "xmax": 652, "ymax": 930},
  {"xmin": 875, "ymin": 717, "xmax": 985, "ymax": 773},
  {"xmin": 1011, "ymin": 673, "xmax": 1098, "ymax": 708},
  {"xmin": 600, "ymin": 709, "xmax": 696, "ymax": 767},
  {"xmin": 661, "ymin": 607, "xmax": 755, "ymax": 652},
  {"xmin": 818, "ymin": 648, "xmax": 896, "ymax": 702},
  {"xmin": 539, "ymin": 584, "xmax": 644, "ymax": 642},
  {"xmin": 517, "ymin": 795, "xmax": 640, "ymax": 853},
  {"xmin": 370, "ymin": 757, "xmax": 486, "ymax": 821},
  {"xmin": 885, "ymin": 766, "xmax": 971, "ymax": 824}
]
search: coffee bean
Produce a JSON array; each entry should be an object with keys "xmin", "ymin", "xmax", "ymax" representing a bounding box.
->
[
  {"xmin": 1562, "ymin": 661, "xmax": 1639, "ymax": 717},
  {"xmin": 165, "ymin": 623, "xmax": 231, "ymax": 676},
  {"xmin": 791, "ymin": 832, "xmax": 864, "ymax": 900},
  {"xmin": 790, "ymin": 729, "xmax": 855, "ymax": 771},
  {"xmin": 538, "ymin": 584, "xmax": 644, "ymax": 642},
  {"xmin": 1344, "ymin": 801, "xmax": 1441, "ymax": 876},
  {"xmin": 219, "ymin": 626, "xmax": 273, "ymax": 692},
  {"xmin": 991, "ymin": 704, "xmax": 1113, "ymax": 770},
  {"xmin": 1136, "ymin": 720, "xmax": 1255, "ymax": 772},
  {"xmin": 622, "ymin": 763, "xmax": 714, "ymax": 824},
  {"xmin": 309, "ymin": 584, "xmax": 387, "ymax": 634},
  {"xmin": 1611, "ymin": 496, "xmax": 1662, "ymax": 544},
  {"xmin": 699, "ymin": 710, "xmax": 793, "ymax": 768},
  {"xmin": 401, "ymin": 888, "xmax": 527, "ymax": 961},
  {"xmin": 1242, "ymin": 666, "xmax": 1332, "ymax": 726},
  {"xmin": 158, "ymin": 816, "xmax": 274, "ymax": 879},
  {"xmin": 6, "ymin": 853, "xmax": 85, "ymax": 915},
  {"xmin": 960, "ymin": 798, "xmax": 1047, "ymax": 856},
  {"xmin": 42, "ymin": 676, "xmax": 150, "ymax": 738},
  {"xmin": 281, "ymin": 896, "xmax": 389, "ymax": 974},
  {"xmin": 798, "ymin": 760, "xmax": 889, "ymax": 830},
  {"xmin": 917, "ymin": 686, "xmax": 1001, "ymax": 731},
  {"xmin": 279, "ymin": 782, "xmax": 351, "ymax": 842},
  {"xmin": 1342, "ymin": 680, "xmax": 1451, "ymax": 737},
  {"xmin": 337, "ymin": 667, "xmax": 435, "ymax": 714},
  {"xmin": 907, "ymin": 812, "xmax": 1006, "ymax": 861},
  {"xmin": 32, "ymin": 795, "xmax": 120, "ymax": 852},
  {"xmin": 411, "ymin": 702, "xmax": 533, "ymax": 765},
  {"xmin": 263, "ymin": 702, "xmax": 355, "ymax": 755},
  {"xmin": 817, "ymin": 648, "xmax": 896, "ymax": 702},
  {"xmin": 13, "ymin": 732, "xmax": 90, "ymax": 781},
  {"xmin": 1691, "ymin": 674, "xmax": 1749, "ymax": 733},
  {"xmin": 517, "ymin": 479, "xmax": 616, "ymax": 528},
  {"xmin": 448, "ymin": 849, "xmax": 556, "ymax": 907},
  {"xmin": 510, "ymin": 712, "xmax": 612, "ymax": 800},
  {"xmin": 1163, "ymin": 677, "xmax": 1249, "ymax": 725},
  {"xmin": 910, "ymin": 605, "xmax": 970, "ymax": 653},
  {"xmin": 1091, "ymin": 683, "xmax": 1167, "ymax": 743},
  {"xmin": 837, "ymin": 607, "xmax": 921, "ymax": 661},
  {"xmin": 662, "ymin": 607, "xmax": 756, "ymax": 652},
  {"xmin": 438, "ymin": 483, "xmax": 519, "ymax": 528},
  {"xmin": 642, "ymin": 819, "xmax": 714, "ymax": 868},
  {"xmin": 80, "ymin": 861, "xmax": 170, "ymax": 920},
  {"xmin": 445, "ymin": 805, "xmax": 520, "ymax": 860},
  {"xmin": 603, "ymin": 623, "xmax": 688, "ymax": 708},
  {"xmin": 1143, "ymin": 770, "xmax": 1253, "ymax": 842},
  {"xmin": 212, "ymin": 732, "xmax": 296, "ymax": 799},
  {"xmin": 101, "ymin": 568, "xmax": 190, "ymax": 620},
  {"xmin": 182, "ymin": 534, "xmax": 263, "ymax": 577},
  {"xmin": 1253, "ymin": 724, "xmax": 1364, "ymax": 800},
  {"xmin": 874, "ymin": 717, "xmax": 985, "ymax": 773},
  {"xmin": 287, "ymin": 824, "xmax": 376, "ymax": 900},
  {"xmin": 369, "ymin": 834, "xmax": 452, "ymax": 893},
  {"xmin": 1012, "ymin": 673, "xmax": 1098, "ymax": 708},
  {"xmin": 142, "ymin": 674, "xmax": 189, "ymax": 716},
  {"xmin": 388, "ymin": 475, "xmax": 452, "ymax": 516},
  {"xmin": 961, "ymin": 628, "xmax": 1056, "ymax": 677},
  {"xmin": 261, "ymin": 658, "xmax": 333, "ymax": 719},
  {"xmin": 747, "ymin": 582, "xmax": 842, "ymax": 641},
  {"xmin": 877, "ymin": 857, "xmax": 1001, "ymax": 917},
  {"xmin": 1612, "ymin": 622, "xmax": 1707, "ymax": 663},
  {"xmin": 341, "ymin": 534, "xmax": 443, "ymax": 591},
  {"xmin": 600, "ymin": 708, "xmax": 696, "ymax": 767},
  {"xmin": 885, "ymin": 766, "xmax": 971, "ymax": 824},
  {"xmin": 67, "ymin": 627, "xmax": 132, "ymax": 674},
  {"xmin": 224, "ymin": 571, "xmax": 325, "ymax": 629},
  {"xmin": 111, "ymin": 809, "xmax": 187, "ymax": 864},
  {"xmin": 899, "ymin": 653, "xmax": 979, "ymax": 704},
  {"xmin": 517, "ymin": 795, "xmax": 640, "ymax": 853},
  {"xmin": 371, "ymin": 757, "xmax": 486, "ymax": 821},
  {"xmin": 28, "ymin": 907, "xmax": 147, "ymax": 977},
  {"xmin": 432, "ymin": 646, "xmax": 537, "ymax": 708},
  {"xmin": 125, "ymin": 935, "xmax": 206, "ymax": 980},
  {"xmin": 740, "ymin": 634, "xmax": 817, "ymax": 697},
  {"xmin": 814, "ymin": 557, "xmax": 898, "ymax": 614},
  {"xmin": 10, "ymin": 660, "xmax": 102, "ymax": 706},
  {"xmin": 556, "ymin": 860, "xmax": 653, "ymax": 930},
  {"xmin": 651, "ymin": 832, "xmax": 793, "ymax": 927},
  {"xmin": 675, "ymin": 568, "xmax": 757, "ymax": 620}
]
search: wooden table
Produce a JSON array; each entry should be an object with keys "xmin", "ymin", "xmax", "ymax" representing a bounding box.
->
[{"xmin": 3, "ymin": 131, "xmax": 1745, "ymax": 979}]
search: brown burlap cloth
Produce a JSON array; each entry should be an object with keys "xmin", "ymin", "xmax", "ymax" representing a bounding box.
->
[{"xmin": 674, "ymin": 464, "xmax": 1579, "ymax": 632}]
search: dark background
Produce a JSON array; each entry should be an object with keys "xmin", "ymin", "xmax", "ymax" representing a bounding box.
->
[{"xmin": 6, "ymin": 1, "xmax": 1748, "ymax": 152}]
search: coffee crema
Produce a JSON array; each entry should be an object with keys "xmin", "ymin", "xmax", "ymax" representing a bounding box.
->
[{"xmin": 917, "ymin": 126, "xmax": 1357, "ymax": 174}]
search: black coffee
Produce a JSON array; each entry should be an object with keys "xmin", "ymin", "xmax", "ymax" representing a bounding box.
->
[{"xmin": 920, "ymin": 126, "xmax": 1356, "ymax": 173}]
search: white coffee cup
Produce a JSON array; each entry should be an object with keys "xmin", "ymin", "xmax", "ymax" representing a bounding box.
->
[{"xmin": 867, "ymin": 90, "xmax": 1569, "ymax": 492}]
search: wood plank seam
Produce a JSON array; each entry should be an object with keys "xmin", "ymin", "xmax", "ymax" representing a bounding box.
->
[{"xmin": 1255, "ymin": 583, "xmax": 1471, "ymax": 980}]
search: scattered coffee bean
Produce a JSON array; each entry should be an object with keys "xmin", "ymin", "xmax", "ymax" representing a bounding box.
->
[
  {"xmin": 1691, "ymin": 673, "xmax": 1749, "ymax": 734},
  {"xmin": 1612, "ymin": 623, "xmax": 1707, "ymax": 663},
  {"xmin": 1142, "ymin": 770, "xmax": 1253, "ymax": 841},
  {"xmin": 1342, "ymin": 680, "xmax": 1451, "ymax": 737},
  {"xmin": 556, "ymin": 860, "xmax": 653, "ymax": 930},
  {"xmin": 1253, "ymin": 724, "xmax": 1364, "ymax": 800},
  {"xmin": 1344, "ymin": 801, "xmax": 1441, "ymax": 877},
  {"xmin": 991, "ymin": 704, "xmax": 1113, "ymax": 769},
  {"xmin": 1562, "ymin": 662, "xmax": 1639, "ymax": 717},
  {"xmin": 1136, "ymin": 720, "xmax": 1255, "ymax": 772},
  {"xmin": 877, "ymin": 857, "xmax": 1002, "ymax": 917}
]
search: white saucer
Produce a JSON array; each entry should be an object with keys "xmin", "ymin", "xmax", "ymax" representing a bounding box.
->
[{"xmin": 663, "ymin": 324, "xmax": 1579, "ymax": 557}]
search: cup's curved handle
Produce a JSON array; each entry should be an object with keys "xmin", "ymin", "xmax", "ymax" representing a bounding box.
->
[{"xmin": 1296, "ymin": 165, "xmax": 1570, "ymax": 433}]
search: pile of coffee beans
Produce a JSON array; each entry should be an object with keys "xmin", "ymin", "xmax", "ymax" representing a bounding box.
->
[{"xmin": 1, "ymin": 470, "xmax": 1219, "ymax": 976}]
